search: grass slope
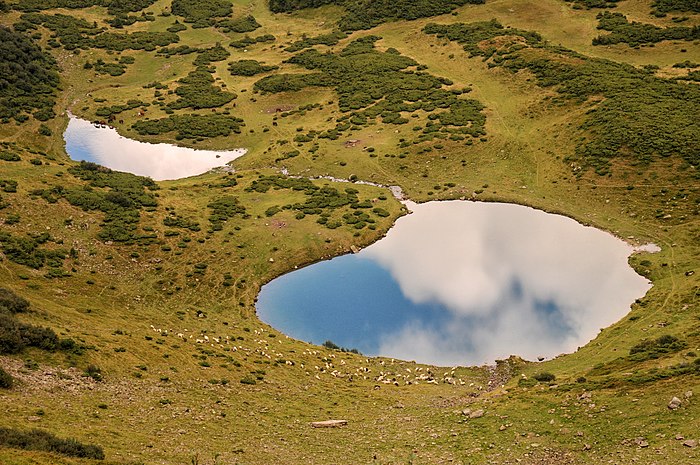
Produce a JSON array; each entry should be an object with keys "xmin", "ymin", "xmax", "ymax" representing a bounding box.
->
[{"xmin": 0, "ymin": 0, "xmax": 698, "ymax": 464}]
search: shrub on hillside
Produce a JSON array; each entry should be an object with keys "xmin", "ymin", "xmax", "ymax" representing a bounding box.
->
[
  {"xmin": 0, "ymin": 367, "xmax": 13, "ymax": 388},
  {"xmin": 0, "ymin": 427, "xmax": 105, "ymax": 460}
]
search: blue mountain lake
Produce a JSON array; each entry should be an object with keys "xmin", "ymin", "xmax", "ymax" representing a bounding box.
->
[
  {"xmin": 257, "ymin": 200, "xmax": 653, "ymax": 366},
  {"xmin": 64, "ymin": 115, "xmax": 246, "ymax": 180}
]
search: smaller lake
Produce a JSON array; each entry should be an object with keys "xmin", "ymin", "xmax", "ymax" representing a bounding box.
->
[
  {"xmin": 257, "ymin": 201, "xmax": 653, "ymax": 366},
  {"xmin": 63, "ymin": 116, "xmax": 246, "ymax": 180}
]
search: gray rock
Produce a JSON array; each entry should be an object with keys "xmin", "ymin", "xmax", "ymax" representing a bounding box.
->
[
  {"xmin": 311, "ymin": 420, "xmax": 348, "ymax": 428},
  {"xmin": 469, "ymin": 409, "xmax": 485, "ymax": 419},
  {"xmin": 683, "ymin": 439, "xmax": 697, "ymax": 448},
  {"xmin": 668, "ymin": 397, "xmax": 682, "ymax": 410}
]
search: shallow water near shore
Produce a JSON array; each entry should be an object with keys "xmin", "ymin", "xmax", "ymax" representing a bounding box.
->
[
  {"xmin": 63, "ymin": 116, "xmax": 246, "ymax": 180},
  {"xmin": 257, "ymin": 201, "xmax": 653, "ymax": 366}
]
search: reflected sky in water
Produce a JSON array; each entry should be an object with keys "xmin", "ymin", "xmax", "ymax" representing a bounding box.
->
[
  {"xmin": 64, "ymin": 116, "xmax": 246, "ymax": 180},
  {"xmin": 257, "ymin": 201, "xmax": 652, "ymax": 366}
]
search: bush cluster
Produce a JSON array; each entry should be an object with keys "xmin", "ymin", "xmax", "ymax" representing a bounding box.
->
[
  {"xmin": 246, "ymin": 175, "xmax": 388, "ymax": 231},
  {"xmin": 651, "ymin": 0, "xmax": 700, "ymax": 15},
  {"xmin": 228, "ymin": 59, "xmax": 278, "ymax": 76},
  {"xmin": 285, "ymin": 31, "xmax": 347, "ymax": 52},
  {"xmin": 171, "ymin": 0, "xmax": 232, "ymax": 28},
  {"xmin": 132, "ymin": 114, "xmax": 245, "ymax": 140},
  {"xmin": 16, "ymin": 13, "xmax": 179, "ymax": 51},
  {"xmin": 31, "ymin": 162, "xmax": 158, "ymax": 243},
  {"xmin": 0, "ymin": 231, "xmax": 67, "ymax": 271},
  {"xmin": 14, "ymin": 0, "xmax": 156, "ymax": 16},
  {"xmin": 0, "ymin": 287, "xmax": 68, "ymax": 355},
  {"xmin": 423, "ymin": 20, "xmax": 700, "ymax": 177},
  {"xmin": 255, "ymin": 36, "xmax": 486, "ymax": 146},
  {"xmin": 216, "ymin": 15, "xmax": 260, "ymax": 33},
  {"xmin": 168, "ymin": 68, "xmax": 235, "ymax": 110},
  {"xmin": 0, "ymin": 27, "xmax": 59, "ymax": 123},
  {"xmin": 230, "ymin": 34, "xmax": 275, "ymax": 49},
  {"xmin": 629, "ymin": 335, "xmax": 687, "ymax": 361},
  {"xmin": 593, "ymin": 12, "xmax": 700, "ymax": 47},
  {"xmin": 0, "ymin": 427, "xmax": 105, "ymax": 460},
  {"xmin": 269, "ymin": 0, "xmax": 485, "ymax": 31},
  {"xmin": 207, "ymin": 196, "xmax": 247, "ymax": 231}
]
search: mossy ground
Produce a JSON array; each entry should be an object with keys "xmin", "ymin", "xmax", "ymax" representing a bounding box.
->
[{"xmin": 0, "ymin": 0, "xmax": 699, "ymax": 463}]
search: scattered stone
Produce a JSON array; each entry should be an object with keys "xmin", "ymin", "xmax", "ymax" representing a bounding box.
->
[
  {"xmin": 685, "ymin": 390, "xmax": 693, "ymax": 399},
  {"xmin": 683, "ymin": 439, "xmax": 697, "ymax": 448},
  {"xmin": 469, "ymin": 409, "xmax": 485, "ymax": 419},
  {"xmin": 676, "ymin": 434, "xmax": 685, "ymax": 440},
  {"xmin": 26, "ymin": 416, "xmax": 41, "ymax": 422},
  {"xmin": 583, "ymin": 444, "xmax": 591, "ymax": 451},
  {"xmin": 634, "ymin": 437, "xmax": 649, "ymax": 448},
  {"xmin": 499, "ymin": 425, "xmax": 507, "ymax": 431},
  {"xmin": 668, "ymin": 397, "xmax": 682, "ymax": 410},
  {"xmin": 311, "ymin": 420, "xmax": 348, "ymax": 428},
  {"xmin": 461, "ymin": 408, "xmax": 471, "ymax": 416}
]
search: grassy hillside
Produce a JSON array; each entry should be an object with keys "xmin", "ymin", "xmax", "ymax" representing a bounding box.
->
[{"xmin": 0, "ymin": 0, "xmax": 698, "ymax": 464}]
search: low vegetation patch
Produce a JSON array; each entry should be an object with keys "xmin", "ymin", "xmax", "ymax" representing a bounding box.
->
[
  {"xmin": 0, "ymin": 27, "xmax": 59, "ymax": 123},
  {"xmin": 0, "ymin": 427, "xmax": 105, "ymax": 460},
  {"xmin": 132, "ymin": 114, "xmax": 245, "ymax": 140},
  {"xmin": 15, "ymin": 13, "xmax": 179, "ymax": 51},
  {"xmin": 423, "ymin": 20, "xmax": 700, "ymax": 177},
  {"xmin": 628, "ymin": 335, "xmax": 687, "ymax": 361},
  {"xmin": 172, "ymin": 0, "xmax": 233, "ymax": 28},
  {"xmin": 228, "ymin": 59, "xmax": 278, "ymax": 76},
  {"xmin": 255, "ymin": 36, "xmax": 486, "ymax": 148},
  {"xmin": 269, "ymin": 0, "xmax": 486, "ymax": 31},
  {"xmin": 593, "ymin": 12, "xmax": 700, "ymax": 47}
]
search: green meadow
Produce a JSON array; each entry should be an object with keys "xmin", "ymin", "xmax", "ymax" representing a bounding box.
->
[{"xmin": 0, "ymin": 0, "xmax": 698, "ymax": 463}]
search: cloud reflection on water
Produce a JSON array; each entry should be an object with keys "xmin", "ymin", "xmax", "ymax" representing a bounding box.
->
[
  {"xmin": 64, "ymin": 116, "xmax": 246, "ymax": 180},
  {"xmin": 361, "ymin": 201, "xmax": 652, "ymax": 365}
]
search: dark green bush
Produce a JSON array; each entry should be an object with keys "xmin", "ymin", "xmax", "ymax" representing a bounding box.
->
[
  {"xmin": 172, "ymin": 0, "xmax": 232, "ymax": 26},
  {"xmin": 268, "ymin": 0, "xmax": 485, "ymax": 31},
  {"xmin": 424, "ymin": 20, "xmax": 700, "ymax": 177},
  {"xmin": 629, "ymin": 335, "xmax": 687, "ymax": 361},
  {"xmin": 229, "ymin": 34, "xmax": 275, "ymax": 49},
  {"xmin": 0, "ymin": 27, "xmax": 59, "ymax": 123},
  {"xmin": 0, "ymin": 151, "xmax": 21, "ymax": 161},
  {"xmin": 255, "ymin": 36, "xmax": 486, "ymax": 146},
  {"xmin": 132, "ymin": 114, "xmax": 244, "ymax": 140},
  {"xmin": 15, "ymin": 0, "xmax": 156, "ymax": 16},
  {"xmin": 208, "ymin": 196, "xmax": 247, "ymax": 230},
  {"xmin": 0, "ymin": 367, "xmax": 12, "ymax": 389},
  {"xmin": 228, "ymin": 59, "xmax": 278, "ymax": 76},
  {"xmin": 285, "ymin": 31, "xmax": 347, "ymax": 52},
  {"xmin": 593, "ymin": 12, "xmax": 700, "ymax": 47},
  {"xmin": 216, "ymin": 15, "xmax": 260, "ymax": 33},
  {"xmin": 533, "ymin": 372, "xmax": 556, "ymax": 382},
  {"xmin": 167, "ymin": 67, "xmax": 236, "ymax": 110},
  {"xmin": 0, "ymin": 427, "xmax": 105, "ymax": 460}
]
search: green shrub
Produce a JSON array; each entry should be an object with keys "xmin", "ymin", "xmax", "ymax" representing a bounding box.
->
[
  {"xmin": 0, "ymin": 367, "xmax": 12, "ymax": 389},
  {"xmin": 0, "ymin": 27, "xmax": 59, "ymax": 123},
  {"xmin": 533, "ymin": 372, "xmax": 556, "ymax": 382},
  {"xmin": 629, "ymin": 335, "xmax": 687, "ymax": 361},
  {"xmin": 268, "ymin": 0, "xmax": 485, "ymax": 31},
  {"xmin": 0, "ymin": 151, "xmax": 20, "ymax": 161},
  {"xmin": 0, "ymin": 427, "xmax": 104, "ymax": 460},
  {"xmin": 216, "ymin": 15, "xmax": 260, "ymax": 33},
  {"xmin": 593, "ymin": 12, "xmax": 700, "ymax": 47},
  {"xmin": 423, "ymin": 20, "xmax": 700, "ymax": 177},
  {"xmin": 132, "ymin": 114, "xmax": 244, "ymax": 140},
  {"xmin": 84, "ymin": 364, "xmax": 103, "ymax": 382},
  {"xmin": 172, "ymin": 0, "xmax": 232, "ymax": 26},
  {"xmin": 228, "ymin": 59, "xmax": 278, "ymax": 76}
]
